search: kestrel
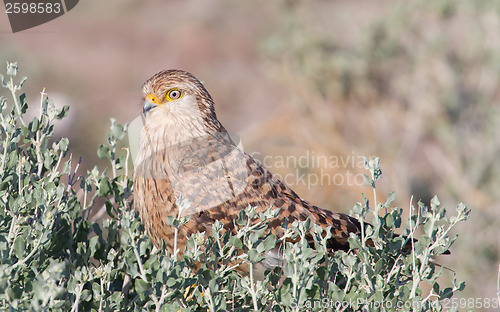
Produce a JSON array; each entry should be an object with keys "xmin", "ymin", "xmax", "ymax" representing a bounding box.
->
[{"xmin": 133, "ymin": 70, "xmax": 364, "ymax": 275}]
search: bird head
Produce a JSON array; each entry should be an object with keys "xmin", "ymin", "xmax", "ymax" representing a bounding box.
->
[{"xmin": 141, "ymin": 70, "xmax": 223, "ymax": 132}]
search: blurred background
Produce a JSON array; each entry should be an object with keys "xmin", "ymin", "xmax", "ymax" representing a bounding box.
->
[{"xmin": 1, "ymin": 0, "xmax": 499, "ymax": 308}]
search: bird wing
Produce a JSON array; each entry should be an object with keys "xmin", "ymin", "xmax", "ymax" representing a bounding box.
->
[{"xmin": 185, "ymin": 145, "xmax": 364, "ymax": 252}]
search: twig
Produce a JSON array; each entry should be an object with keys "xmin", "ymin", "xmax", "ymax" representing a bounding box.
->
[
  {"xmin": 155, "ymin": 284, "xmax": 168, "ymax": 312},
  {"xmin": 408, "ymin": 196, "xmax": 420, "ymax": 299},
  {"xmin": 70, "ymin": 286, "xmax": 81, "ymax": 312},
  {"xmin": 129, "ymin": 228, "xmax": 148, "ymax": 281},
  {"xmin": 9, "ymin": 76, "xmax": 26, "ymax": 126},
  {"xmin": 249, "ymin": 262, "xmax": 259, "ymax": 311},
  {"xmin": 12, "ymin": 239, "xmax": 41, "ymax": 269}
]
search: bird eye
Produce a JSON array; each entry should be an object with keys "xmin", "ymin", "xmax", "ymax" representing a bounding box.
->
[{"xmin": 166, "ymin": 89, "xmax": 182, "ymax": 101}]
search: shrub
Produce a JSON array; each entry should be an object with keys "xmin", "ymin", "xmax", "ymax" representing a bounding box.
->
[{"xmin": 0, "ymin": 62, "xmax": 469, "ymax": 311}]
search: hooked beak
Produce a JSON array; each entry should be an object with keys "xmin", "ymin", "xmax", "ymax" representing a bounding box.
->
[{"xmin": 143, "ymin": 94, "xmax": 159, "ymax": 116}]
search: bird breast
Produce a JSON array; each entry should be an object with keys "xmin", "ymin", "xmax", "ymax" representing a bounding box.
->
[{"xmin": 135, "ymin": 121, "xmax": 250, "ymax": 218}]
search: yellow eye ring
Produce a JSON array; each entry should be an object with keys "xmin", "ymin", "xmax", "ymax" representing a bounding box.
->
[{"xmin": 166, "ymin": 89, "xmax": 183, "ymax": 101}]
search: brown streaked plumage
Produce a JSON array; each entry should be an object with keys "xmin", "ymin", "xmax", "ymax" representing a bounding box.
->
[{"xmin": 133, "ymin": 70, "xmax": 365, "ymax": 275}]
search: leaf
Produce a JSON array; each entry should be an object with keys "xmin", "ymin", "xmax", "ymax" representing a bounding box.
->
[
  {"xmin": 67, "ymin": 275, "xmax": 77, "ymax": 293},
  {"xmin": 135, "ymin": 279, "xmax": 150, "ymax": 299},
  {"xmin": 124, "ymin": 256, "xmax": 140, "ymax": 279},
  {"xmin": 29, "ymin": 117, "xmax": 39, "ymax": 133},
  {"xmin": 430, "ymin": 195, "xmax": 441, "ymax": 209},
  {"xmin": 385, "ymin": 213, "xmax": 394, "ymax": 228},
  {"xmin": 89, "ymin": 236, "xmax": 99, "ymax": 257},
  {"xmin": 97, "ymin": 144, "xmax": 111, "ymax": 160},
  {"xmin": 80, "ymin": 289, "xmax": 92, "ymax": 301},
  {"xmin": 13, "ymin": 236, "xmax": 25, "ymax": 259},
  {"xmin": 261, "ymin": 234, "xmax": 276, "ymax": 253},
  {"xmin": 229, "ymin": 236, "xmax": 243, "ymax": 249},
  {"xmin": 363, "ymin": 174, "xmax": 371, "ymax": 186},
  {"xmin": 58, "ymin": 137, "xmax": 69, "ymax": 152},
  {"xmin": 439, "ymin": 287, "xmax": 453, "ymax": 299},
  {"xmin": 19, "ymin": 93, "xmax": 27, "ymax": 113},
  {"xmin": 98, "ymin": 178, "xmax": 112, "ymax": 196},
  {"xmin": 384, "ymin": 191, "xmax": 396, "ymax": 207},
  {"xmin": 166, "ymin": 215, "xmax": 179, "ymax": 227},
  {"xmin": 55, "ymin": 105, "xmax": 69, "ymax": 119},
  {"xmin": 247, "ymin": 249, "xmax": 263, "ymax": 263},
  {"xmin": 342, "ymin": 254, "xmax": 357, "ymax": 267},
  {"xmin": 92, "ymin": 282, "xmax": 101, "ymax": 298},
  {"xmin": 6, "ymin": 62, "xmax": 18, "ymax": 76},
  {"xmin": 18, "ymin": 76, "xmax": 27, "ymax": 88}
]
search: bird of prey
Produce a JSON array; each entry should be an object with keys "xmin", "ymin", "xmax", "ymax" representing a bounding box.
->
[{"xmin": 133, "ymin": 70, "xmax": 365, "ymax": 274}]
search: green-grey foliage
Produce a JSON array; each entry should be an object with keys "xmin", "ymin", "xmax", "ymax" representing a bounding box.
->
[{"xmin": 0, "ymin": 62, "xmax": 469, "ymax": 311}]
